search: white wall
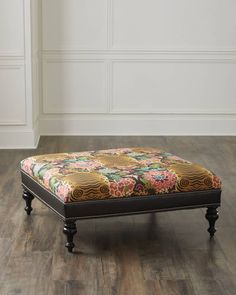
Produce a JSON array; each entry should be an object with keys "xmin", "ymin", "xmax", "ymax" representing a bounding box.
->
[
  {"xmin": 40, "ymin": 0, "xmax": 236, "ymax": 136},
  {"xmin": 0, "ymin": 0, "xmax": 40, "ymax": 148},
  {"xmin": 1, "ymin": 0, "xmax": 236, "ymax": 148}
]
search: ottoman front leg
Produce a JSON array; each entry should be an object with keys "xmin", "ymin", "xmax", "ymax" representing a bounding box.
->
[
  {"xmin": 63, "ymin": 221, "xmax": 77, "ymax": 253},
  {"xmin": 205, "ymin": 207, "xmax": 219, "ymax": 238},
  {"xmin": 22, "ymin": 189, "xmax": 34, "ymax": 215}
]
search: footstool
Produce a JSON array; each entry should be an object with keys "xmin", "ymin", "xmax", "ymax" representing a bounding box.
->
[{"xmin": 20, "ymin": 147, "xmax": 221, "ymax": 253}]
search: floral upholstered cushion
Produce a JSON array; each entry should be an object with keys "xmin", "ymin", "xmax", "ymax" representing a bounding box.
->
[{"xmin": 21, "ymin": 147, "xmax": 221, "ymax": 203}]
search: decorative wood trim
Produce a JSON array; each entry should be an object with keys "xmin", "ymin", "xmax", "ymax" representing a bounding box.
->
[
  {"xmin": 107, "ymin": 0, "xmax": 112, "ymax": 49},
  {"xmin": 0, "ymin": 65, "xmax": 24, "ymax": 69},
  {"xmin": 42, "ymin": 49, "xmax": 236, "ymax": 61},
  {"xmin": 0, "ymin": 52, "xmax": 25, "ymax": 60},
  {"xmin": 106, "ymin": 60, "xmax": 112, "ymax": 112}
]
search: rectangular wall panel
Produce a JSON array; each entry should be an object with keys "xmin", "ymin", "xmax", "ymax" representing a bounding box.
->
[
  {"xmin": 39, "ymin": 0, "xmax": 236, "ymax": 137},
  {"xmin": 42, "ymin": 0, "xmax": 107, "ymax": 50},
  {"xmin": 112, "ymin": 61, "xmax": 236, "ymax": 113},
  {"xmin": 0, "ymin": 66, "xmax": 26, "ymax": 124},
  {"xmin": 0, "ymin": 0, "xmax": 24, "ymax": 54},
  {"xmin": 43, "ymin": 60, "xmax": 107, "ymax": 113},
  {"xmin": 112, "ymin": 0, "xmax": 236, "ymax": 49}
]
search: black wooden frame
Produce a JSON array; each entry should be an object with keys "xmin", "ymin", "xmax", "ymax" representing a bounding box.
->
[{"xmin": 21, "ymin": 169, "xmax": 221, "ymax": 253}]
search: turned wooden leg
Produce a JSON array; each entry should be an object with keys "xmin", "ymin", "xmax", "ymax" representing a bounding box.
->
[
  {"xmin": 22, "ymin": 189, "xmax": 34, "ymax": 215},
  {"xmin": 63, "ymin": 221, "xmax": 77, "ymax": 253},
  {"xmin": 205, "ymin": 207, "xmax": 219, "ymax": 238}
]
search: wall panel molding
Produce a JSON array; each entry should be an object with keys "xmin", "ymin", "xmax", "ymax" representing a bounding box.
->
[
  {"xmin": 40, "ymin": 55, "xmax": 236, "ymax": 117},
  {"xmin": 107, "ymin": 0, "xmax": 112, "ymax": 49},
  {"xmin": 110, "ymin": 60, "xmax": 236, "ymax": 115},
  {"xmin": 0, "ymin": 52, "xmax": 25, "ymax": 60},
  {"xmin": 0, "ymin": 0, "xmax": 41, "ymax": 148},
  {"xmin": 42, "ymin": 59, "xmax": 108, "ymax": 114},
  {"xmin": 38, "ymin": 0, "xmax": 236, "ymax": 138},
  {"xmin": 42, "ymin": 49, "xmax": 236, "ymax": 59},
  {"xmin": 0, "ymin": 65, "xmax": 26, "ymax": 125},
  {"xmin": 111, "ymin": 0, "xmax": 236, "ymax": 50},
  {"xmin": 42, "ymin": 0, "xmax": 108, "ymax": 50},
  {"xmin": 0, "ymin": 0, "xmax": 25, "ymax": 54}
]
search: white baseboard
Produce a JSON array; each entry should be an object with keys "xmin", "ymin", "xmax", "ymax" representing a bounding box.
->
[
  {"xmin": 1, "ymin": 115, "xmax": 235, "ymax": 149},
  {"xmin": 0, "ymin": 120, "xmax": 40, "ymax": 149},
  {"xmin": 33, "ymin": 118, "xmax": 40, "ymax": 148},
  {"xmin": 0, "ymin": 130, "xmax": 37, "ymax": 149},
  {"xmin": 40, "ymin": 115, "xmax": 236, "ymax": 136}
]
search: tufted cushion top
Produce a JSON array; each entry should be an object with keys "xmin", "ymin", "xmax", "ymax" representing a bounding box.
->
[{"xmin": 21, "ymin": 147, "xmax": 221, "ymax": 203}]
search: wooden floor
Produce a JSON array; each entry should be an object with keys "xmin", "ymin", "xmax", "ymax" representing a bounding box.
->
[{"xmin": 0, "ymin": 136, "xmax": 236, "ymax": 295}]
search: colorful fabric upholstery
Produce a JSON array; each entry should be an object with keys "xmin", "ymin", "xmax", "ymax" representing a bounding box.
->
[{"xmin": 21, "ymin": 147, "xmax": 221, "ymax": 203}]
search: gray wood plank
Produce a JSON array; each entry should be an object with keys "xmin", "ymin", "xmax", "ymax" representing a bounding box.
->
[{"xmin": 0, "ymin": 136, "xmax": 235, "ymax": 295}]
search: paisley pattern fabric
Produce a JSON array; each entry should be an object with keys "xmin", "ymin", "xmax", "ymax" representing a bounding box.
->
[{"xmin": 21, "ymin": 147, "xmax": 221, "ymax": 203}]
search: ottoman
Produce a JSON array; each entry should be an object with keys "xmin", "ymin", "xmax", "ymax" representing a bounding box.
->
[{"xmin": 20, "ymin": 147, "xmax": 221, "ymax": 253}]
